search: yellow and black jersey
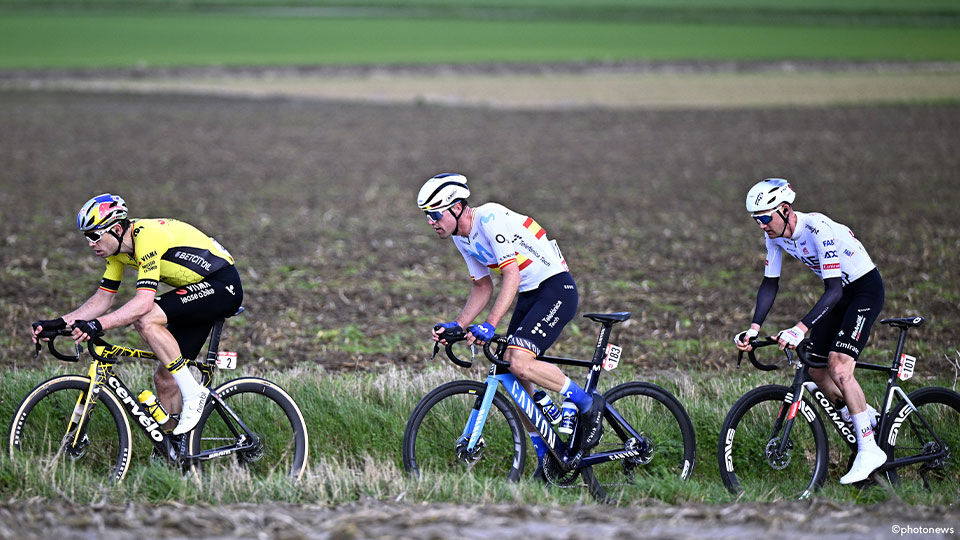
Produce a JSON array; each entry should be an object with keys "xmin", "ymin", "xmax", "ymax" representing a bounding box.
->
[{"xmin": 99, "ymin": 218, "xmax": 235, "ymax": 293}]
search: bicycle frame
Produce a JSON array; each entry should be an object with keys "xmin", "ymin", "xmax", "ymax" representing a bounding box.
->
[
  {"xmin": 769, "ymin": 326, "xmax": 950, "ymax": 474},
  {"xmin": 50, "ymin": 328, "xmax": 263, "ymax": 466},
  {"xmin": 459, "ymin": 321, "xmax": 649, "ymax": 469}
]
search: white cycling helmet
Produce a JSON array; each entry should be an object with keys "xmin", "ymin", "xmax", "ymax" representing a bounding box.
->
[
  {"xmin": 417, "ymin": 173, "xmax": 470, "ymax": 212},
  {"xmin": 745, "ymin": 178, "xmax": 795, "ymax": 213},
  {"xmin": 77, "ymin": 193, "xmax": 129, "ymax": 232}
]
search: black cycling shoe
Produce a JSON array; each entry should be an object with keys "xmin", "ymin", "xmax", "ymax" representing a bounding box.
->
[{"xmin": 576, "ymin": 392, "xmax": 605, "ymax": 450}]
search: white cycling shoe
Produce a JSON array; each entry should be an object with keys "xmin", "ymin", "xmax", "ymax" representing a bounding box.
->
[
  {"xmin": 839, "ymin": 445, "xmax": 886, "ymax": 484},
  {"xmin": 173, "ymin": 389, "xmax": 210, "ymax": 435}
]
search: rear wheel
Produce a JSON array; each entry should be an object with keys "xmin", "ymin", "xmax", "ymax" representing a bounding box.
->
[
  {"xmin": 717, "ymin": 384, "xmax": 829, "ymax": 499},
  {"xmin": 8, "ymin": 375, "xmax": 132, "ymax": 482},
  {"xmin": 580, "ymin": 382, "xmax": 696, "ymax": 503},
  {"xmin": 188, "ymin": 378, "xmax": 309, "ymax": 481},
  {"xmin": 880, "ymin": 386, "xmax": 960, "ymax": 495},
  {"xmin": 402, "ymin": 380, "xmax": 526, "ymax": 481}
]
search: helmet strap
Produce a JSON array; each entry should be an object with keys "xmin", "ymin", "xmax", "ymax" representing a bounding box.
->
[
  {"xmin": 109, "ymin": 221, "xmax": 131, "ymax": 256},
  {"xmin": 451, "ymin": 201, "xmax": 467, "ymax": 236},
  {"xmin": 776, "ymin": 206, "xmax": 789, "ymax": 238}
]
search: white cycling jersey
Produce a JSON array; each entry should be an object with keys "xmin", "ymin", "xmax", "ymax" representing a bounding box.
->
[
  {"xmin": 764, "ymin": 211, "xmax": 876, "ymax": 285},
  {"xmin": 454, "ymin": 203, "xmax": 568, "ymax": 292}
]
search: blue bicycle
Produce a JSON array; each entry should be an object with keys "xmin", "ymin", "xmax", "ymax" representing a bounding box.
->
[{"xmin": 401, "ymin": 312, "xmax": 696, "ymax": 502}]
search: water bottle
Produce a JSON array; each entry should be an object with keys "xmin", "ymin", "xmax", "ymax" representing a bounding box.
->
[
  {"xmin": 558, "ymin": 400, "xmax": 578, "ymax": 435},
  {"xmin": 138, "ymin": 390, "xmax": 170, "ymax": 424},
  {"xmin": 533, "ymin": 390, "xmax": 562, "ymax": 424}
]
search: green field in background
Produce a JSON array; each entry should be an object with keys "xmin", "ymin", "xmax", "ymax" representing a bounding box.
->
[{"xmin": 2, "ymin": 13, "xmax": 960, "ymax": 69}]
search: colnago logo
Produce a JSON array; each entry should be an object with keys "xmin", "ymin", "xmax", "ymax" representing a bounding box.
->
[
  {"xmin": 813, "ymin": 389, "xmax": 856, "ymax": 444},
  {"xmin": 108, "ymin": 376, "xmax": 164, "ymax": 442},
  {"xmin": 510, "ymin": 380, "xmax": 556, "ymax": 448},
  {"xmin": 723, "ymin": 428, "xmax": 735, "ymax": 471}
]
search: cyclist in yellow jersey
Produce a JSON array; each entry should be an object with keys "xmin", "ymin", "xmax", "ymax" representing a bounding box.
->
[{"xmin": 30, "ymin": 194, "xmax": 243, "ymax": 435}]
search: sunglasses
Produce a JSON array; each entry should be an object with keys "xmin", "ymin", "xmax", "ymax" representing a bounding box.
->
[
  {"xmin": 83, "ymin": 229, "xmax": 107, "ymax": 242},
  {"xmin": 751, "ymin": 208, "xmax": 779, "ymax": 225},
  {"xmin": 424, "ymin": 210, "xmax": 445, "ymax": 222}
]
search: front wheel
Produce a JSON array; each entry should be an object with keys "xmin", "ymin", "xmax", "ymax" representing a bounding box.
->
[
  {"xmin": 580, "ymin": 381, "xmax": 696, "ymax": 503},
  {"xmin": 402, "ymin": 380, "xmax": 526, "ymax": 481},
  {"xmin": 8, "ymin": 375, "xmax": 132, "ymax": 483},
  {"xmin": 717, "ymin": 384, "xmax": 829, "ymax": 499},
  {"xmin": 880, "ymin": 386, "xmax": 960, "ymax": 495},
  {"xmin": 187, "ymin": 377, "xmax": 309, "ymax": 481}
]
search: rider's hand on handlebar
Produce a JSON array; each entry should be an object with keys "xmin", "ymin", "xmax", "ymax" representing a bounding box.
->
[
  {"xmin": 432, "ymin": 321, "xmax": 462, "ymax": 344},
  {"xmin": 734, "ymin": 328, "xmax": 759, "ymax": 351},
  {"xmin": 31, "ymin": 317, "xmax": 67, "ymax": 344},
  {"xmin": 466, "ymin": 322, "xmax": 495, "ymax": 346},
  {"xmin": 775, "ymin": 324, "xmax": 805, "ymax": 350},
  {"xmin": 71, "ymin": 319, "xmax": 103, "ymax": 344}
]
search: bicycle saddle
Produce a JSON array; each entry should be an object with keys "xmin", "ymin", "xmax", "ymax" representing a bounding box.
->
[
  {"xmin": 880, "ymin": 316, "xmax": 925, "ymax": 329},
  {"xmin": 584, "ymin": 312, "xmax": 631, "ymax": 325}
]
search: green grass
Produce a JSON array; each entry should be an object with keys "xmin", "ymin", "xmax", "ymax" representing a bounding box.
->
[
  {"xmin": 1, "ymin": 13, "xmax": 959, "ymax": 69},
  {"xmin": 2, "ymin": 362, "xmax": 957, "ymax": 505}
]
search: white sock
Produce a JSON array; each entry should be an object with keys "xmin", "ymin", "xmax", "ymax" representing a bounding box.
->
[
  {"xmin": 171, "ymin": 367, "xmax": 204, "ymax": 399},
  {"xmin": 852, "ymin": 410, "xmax": 878, "ymax": 451}
]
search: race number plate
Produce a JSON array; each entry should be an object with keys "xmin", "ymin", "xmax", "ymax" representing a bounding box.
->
[
  {"xmin": 897, "ymin": 353, "xmax": 916, "ymax": 381},
  {"xmin": 216, "ymin": 351, "xmax": 238, "ymax": 370},
  {"xmin": 603, "ymin": 344, "xmax": 622, "ymax": 371}
]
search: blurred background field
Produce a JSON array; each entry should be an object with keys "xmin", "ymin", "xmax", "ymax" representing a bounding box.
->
[{"xmin": 1, "ymin": 0, "xmax": 959, "ymax": 513}]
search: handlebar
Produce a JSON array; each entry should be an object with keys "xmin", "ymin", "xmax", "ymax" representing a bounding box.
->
[
  {"xmin": 432, "ymin": 325, "xmax": 510, "ymax": 369},
  {"xmin": 738, "ymin": 336, "xmax": 827, "ymax": 370},
  {"xmin": 32, "ymin": 325, "xmax": 114, "ymax": 363}
]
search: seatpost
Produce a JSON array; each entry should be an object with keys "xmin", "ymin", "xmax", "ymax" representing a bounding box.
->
[
  {"xmin": 591, "ymin": 323, "xmax": 615, "ymax": 365},
  {"xmin": 204, "ymin": 319, "xmax": 227, "ymax": 364},
  {"xmin": 892, "ymin": 327, "xmax": 909, "ymax": 365}
]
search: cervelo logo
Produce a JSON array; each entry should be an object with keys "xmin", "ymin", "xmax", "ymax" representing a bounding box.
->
[{"xmin": 108, "ymin": 376, "xmax": 164, "ymax": 442}]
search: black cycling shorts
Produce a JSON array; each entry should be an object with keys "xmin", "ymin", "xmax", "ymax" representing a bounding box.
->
[
  {"xmin": 155, "ymin": 265, "xmax": 243, "ymax": 360},
  {"xmin": 807, "ymin": 268, "xmax": 884, "ymax": 361},
  {"xmin": 505, "ymin": 271, "xmax": 578, "ymax": 358}
]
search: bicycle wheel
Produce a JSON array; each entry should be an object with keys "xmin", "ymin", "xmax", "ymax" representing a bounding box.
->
[
  {"xmin": 8, "ymin": 375, "xmax": 132, "ymax": 482},
  {"xmin": 718, "ymin": 384, "xmax": 829, "ymax": 499},
  {"xmin": 187, "ymin": 377, "xmax": 308, "ymax": 481},
  {"xmin": 580, "ymin": 381, "xmax": 696, "ymax": 503},
  {"xmin": 402, "ymin": 380, "xmax": 526, "ymax": 481},
  {"xmin": 880, "ymin": 386, "xmax": 960, "ymax": 494}
]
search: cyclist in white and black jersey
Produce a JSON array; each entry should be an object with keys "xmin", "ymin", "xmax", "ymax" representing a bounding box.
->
[
  {"xmin": 734, "ymin": 178, "xmax": 886, "ymax": 484},
  {"xmin": 418, "ymin": 173, "xmax": 605, "ymax": 477}
]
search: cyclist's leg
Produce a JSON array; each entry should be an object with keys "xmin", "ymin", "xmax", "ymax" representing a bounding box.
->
[
  {"xmin": 806, "ymin": 308, "xmax": 845, "ymax": 404},
  {"xmin": 149, "ymin": 267, "xmax": 244, "ymax": 432},
  {"xmin": 133, "ymin": 304, "xmax": 194, "ymax": 414},
  {"xmin": 504, "ymin": 272, "xmax": 579, "ymax": 395},
  {"xmin": 828, "ymin": 270, "xmax": 884, "ymax": 416},
  {"xmin": 829, "ymin": 271, "xmax": 885, "ymax": 484}
]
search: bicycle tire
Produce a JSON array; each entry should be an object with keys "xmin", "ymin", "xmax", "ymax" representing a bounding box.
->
[
  {"xmin": 187, "ymin": 377, "xmax": 309, "ymax": 481},
  {"xmin": 8, "ymin": 375, "xmax": 133, "ymax": 482},
  {"xmin": 879, "ymin": 386, "xmax": 960, "ymax": 494},
  {"xmin": 580, "ymin": 381, "xmax": 696, "ymax": 503},
  {"xmin": 402, "ymin": 380, "xmax": 526, "ymax": 481},
  {"xmin": 718, "ymin": 384, "xmax": 829, "ymax": 499}
]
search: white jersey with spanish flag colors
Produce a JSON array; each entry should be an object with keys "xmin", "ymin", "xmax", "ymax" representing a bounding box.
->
[
  {"xmin": 453, "ymin": 203, "xmax": 568, "ymax": 292},
  {"xmin": 764, "ymin": 211, "xmax": 876, "ymax": 285}
]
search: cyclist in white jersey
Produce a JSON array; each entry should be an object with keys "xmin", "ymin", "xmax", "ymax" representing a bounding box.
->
[
  {"xmin": 734, "ymin": 178, "xmax": 886, "ymax": 484},
  {"xmin": 418, "ymin": 173, "xmax": 605, "ymax": 475}
]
